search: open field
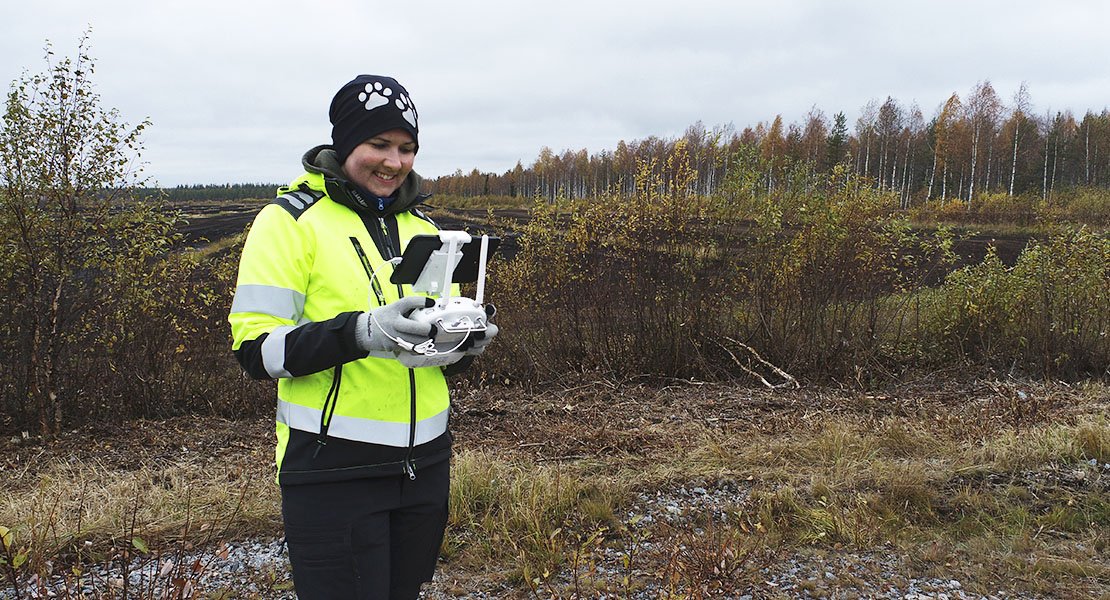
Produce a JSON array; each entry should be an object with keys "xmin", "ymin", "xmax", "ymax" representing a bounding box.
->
[
  {"xmin": 174, "ymin": 199, "xmax": 1036, "ymax": 270},
  {"xmin": 2, "ymin": 196, "xmax": 1105, "ymax": 598}
]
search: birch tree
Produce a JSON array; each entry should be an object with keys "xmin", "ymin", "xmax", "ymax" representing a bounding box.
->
[
  {"xmin": 964, "ymin": 81, "xmax": 1003, "ymax": 203},
  {"xmin": 876, "ymin": 97, "xmax": 903, "ymax": 190},
  {"xmin": 0, "ymin": 36, "xmax": 181, "ymax": 433},
  {"xmin": 902, "ymin": 105, "xmax": 925, "ymax": 208},
  {"xmin": 855, "ymin": 100, "xmax": 879, "ymax": 179},
  {"xmin": 761, "ymin": 115, "xmax": 784, "ymax": 194},
  {"xmin": 928, "ymin": 94, "xmax": 961, "ymax": 200},
  {"xmin": 1008, "ymin": 82, "xmax": 1032, "ymax": 196}
]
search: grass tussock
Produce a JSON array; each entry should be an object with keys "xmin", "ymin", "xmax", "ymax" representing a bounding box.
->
[
  {"xmin": 1, "ymin": 458, "xmax": 278, "ymax": 571},
  {"xmin": 0, "ymin": 420, "xmax": 281, "ymax": 597},
  {"xmin": 967, "ymin": 413, "xmax": 1110, "ymax": 470},
  {"xmin": 446, "ymin": 450, "xmax": 625, "ymax": 580}
]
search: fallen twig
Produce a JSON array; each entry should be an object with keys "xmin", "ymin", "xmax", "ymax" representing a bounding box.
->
[{"xmin": 717, "ymin": 337, "xmax": 799, "ymax": 390}]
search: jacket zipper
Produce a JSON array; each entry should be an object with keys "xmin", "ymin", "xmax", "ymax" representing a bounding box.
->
[
  {"xmin": 405, "ymin": 370, "xmax": 418, "ymax": 480},
  {"xmin": 378, "ymin": 217, "xmax": 394, "ymax": 257},
  {"xmin": 369, "ymin": 214, "xmax": 420, "ymax": 481},
  {"xmin": 381, "ymin": 216, "xmax": 421, "ymax": 481},
  {"xmin": 313, "ymin": 365, "xmax": 343, "ymax": 459},
  {"xmin": 350, "ymin": 237, "xmax": 386, "ymax": 307}
]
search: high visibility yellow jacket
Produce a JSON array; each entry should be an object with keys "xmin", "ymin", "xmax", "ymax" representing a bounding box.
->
[{"xmin": 229, "ymin": 145, "xmax": 451, "ymax": 485}]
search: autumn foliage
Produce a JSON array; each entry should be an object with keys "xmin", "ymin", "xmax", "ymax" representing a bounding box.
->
[
  {"xmin": 0, "ymin": 44, "xmax": 1105, "ymax": 433},
  {"xmin": 430, "ymin": 81, "xmax": 1110, "ymax": 218},
  {"xmin": 480, "ymin": 141, "xmax": 1107, "ymax": 385}
]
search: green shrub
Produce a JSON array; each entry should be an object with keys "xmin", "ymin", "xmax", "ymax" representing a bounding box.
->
[
  {"xmin": 486, "ymin": 144, "xmax": 727, "ymax": 381},
  {"xmin": 1051, "ymin": 187, "xmax": 1110, "ymax": 226},
  {"xmin": 737, "ymin": 166, "xmax": 953, "ymax": 375},
  {"xmin": 0, "ymin": 38, "xmax": 262, "ymax": 431},
  {"xmin": 927, "ymin": 228, "xmax": 1109, "ymax": 376},
  {"xmin": 483, "ymin": 148, "xmax": 955, "ymax": 383}
]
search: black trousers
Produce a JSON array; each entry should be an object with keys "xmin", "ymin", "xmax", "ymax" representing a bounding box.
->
[{"xmin": 280, "ymin": 459, "xmax": 449, "ymax": 600}]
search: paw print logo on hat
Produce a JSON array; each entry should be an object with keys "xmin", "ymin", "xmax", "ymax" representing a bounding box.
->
[{"xmin": 358, "ymin": 81, "xmax": 418, "ymax": 129}]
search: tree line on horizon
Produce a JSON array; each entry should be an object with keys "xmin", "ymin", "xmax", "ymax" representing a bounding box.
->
[
  {"xmin": 426, "ymin": 81, "xmax": 1110, "ymax": 207},
  {"xmin": 143, "ymin": 182, "xmax": 279, "ymax": 202}
]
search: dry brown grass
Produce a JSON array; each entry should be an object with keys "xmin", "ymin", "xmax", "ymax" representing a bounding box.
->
[
  {"xmin": 445, "ymin": 376, "xmax": 1109, "ymax": 597},
  {"xmin": 1, "ymin": 377, "xmax": 1107, "ymax": 598},
  {"xmin": 0, "ymin": 417, "xmax": 280, "ymax": 583}
]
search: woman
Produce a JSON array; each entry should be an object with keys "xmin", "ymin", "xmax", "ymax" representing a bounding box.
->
[{"xmin": 228, "ymin": 74, "xmax": 495, "ymax": 599}]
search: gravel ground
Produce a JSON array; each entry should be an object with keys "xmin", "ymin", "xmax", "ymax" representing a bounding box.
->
[
  {"xmin": 3, "ymin": 535, "xmax": 1043, "ymax": 600},
  {"xmin": 3, "ymin": 482, "xmax": 1054, "ymax": 599},
  {"xmin": 5, "ymin": 381, "xmax": 1101, "ymax": 599}
]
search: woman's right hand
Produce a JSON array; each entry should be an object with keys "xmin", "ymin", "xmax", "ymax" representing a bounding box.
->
[{"xmin": 355, "ymin": 296, "xmax": 436, "ymax": 354}]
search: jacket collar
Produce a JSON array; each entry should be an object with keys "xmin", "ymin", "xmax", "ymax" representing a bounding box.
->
[{"xmin": 300, "ymin": 145, "xmax": 430, "ymax": 216}]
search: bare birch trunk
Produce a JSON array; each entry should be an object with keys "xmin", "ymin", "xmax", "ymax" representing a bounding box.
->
[
  {"xmin": 968, "ymin": 123, "xmax": 980, "ymax": 203},
  {"xmin": 985, "ymin": 138, "xmax": 993, "ymax": 194},
  {"xmin": 1042, "ymin": 133, "xmax": 1049, "ymax": 201},
  {"xmin": 877, "ymin": 138, "xmax": 887, "ymax": 188},
  {"xmin": 1009, "ymin": 120, "xmax": 1020, "ymax": 196},
  {"xmin": 928, "ymin": 144, "xmax": 938, "ymax": 199},
  {"xmin": 863, "ymin": 134, "xmax": 871, "ymax": 179},
  {"xmin": 901, "ymin": 137, "xmax": 911, "ymax": 208},
  {"xmin": 1086, "ymin": 121, "xmax": 1091, "ymax": 185},
  {"xmin": 890, "ymin": 140, "xmax": 898, "ymax": 195},
  {"xmin": 1051, "ymin": 135, "xmax": 1059, "ymax": 198}
]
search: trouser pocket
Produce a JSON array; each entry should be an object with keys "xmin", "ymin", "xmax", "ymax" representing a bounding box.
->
[{"xmin": 283, "ymin": 522, "xmax": 360, "ymax": 598}]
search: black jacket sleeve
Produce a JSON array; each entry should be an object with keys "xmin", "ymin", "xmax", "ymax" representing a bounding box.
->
[{"xmin": 233, "ymin": 311, "xmax": 368, "ymax": 380}]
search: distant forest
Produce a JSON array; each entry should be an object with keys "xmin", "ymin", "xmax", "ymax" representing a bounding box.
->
[
  {"xmin": 426, "ymin": 81, "xmax": 1110, "ymax": 206},
  {"xmin": 146, "ymin": 183, "xmax": 279, "ymax": 202},
  {"xmin": 150, "ymin": 80, "xmax": 1109, "ymax": 207}
]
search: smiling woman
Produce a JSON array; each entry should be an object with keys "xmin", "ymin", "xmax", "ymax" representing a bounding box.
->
[
  {"xmin": 227, "ymin": 74, "xmax": 496, "ymax": 600},
  {"xmin": 329, "ymin": 75, "xmax": 421, "ymax": 203},
  {"xmin": 342, "ymin": 130, "xmax": 417, "ymax": 197}
]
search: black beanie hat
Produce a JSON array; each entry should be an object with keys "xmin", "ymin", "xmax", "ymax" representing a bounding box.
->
[{"xmin": 329, "ymin": 75, "xmax": 419, "ymax": 163}]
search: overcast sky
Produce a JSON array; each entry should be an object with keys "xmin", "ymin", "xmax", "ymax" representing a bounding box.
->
[{"xmin": 3, "ymin": 1, "xmax": 1108, "ymax": 187}]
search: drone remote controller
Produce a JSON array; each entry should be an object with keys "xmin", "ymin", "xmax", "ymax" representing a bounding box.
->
[
  {"xmin": 396, "ymin": 297, "xmax": 490, "ymax": 368},
  {"xmin": 389, "ymin": 231, "xmax": 497, "ymax": 368}
]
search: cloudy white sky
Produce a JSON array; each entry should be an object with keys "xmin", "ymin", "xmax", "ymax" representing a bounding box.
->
[{"xmin": 3, "ymin": 1, "xmax": 1109, "ymax": 187}]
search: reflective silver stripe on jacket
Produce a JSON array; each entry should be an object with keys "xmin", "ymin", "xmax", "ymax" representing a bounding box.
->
[
  {"xmin": 277, "ymin": 399, "xmax": 449, "ymax": 447},
  {"xmin": 262, "ymin": 326, "xmax": 295, "ymax": 378},
  {"xmin": 230, "ymin": 284, "xmax": 306, "ymax": 321},
  {"xmin": 283, "ymin": 190, "xmax": 318, "ymax": 210}
]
